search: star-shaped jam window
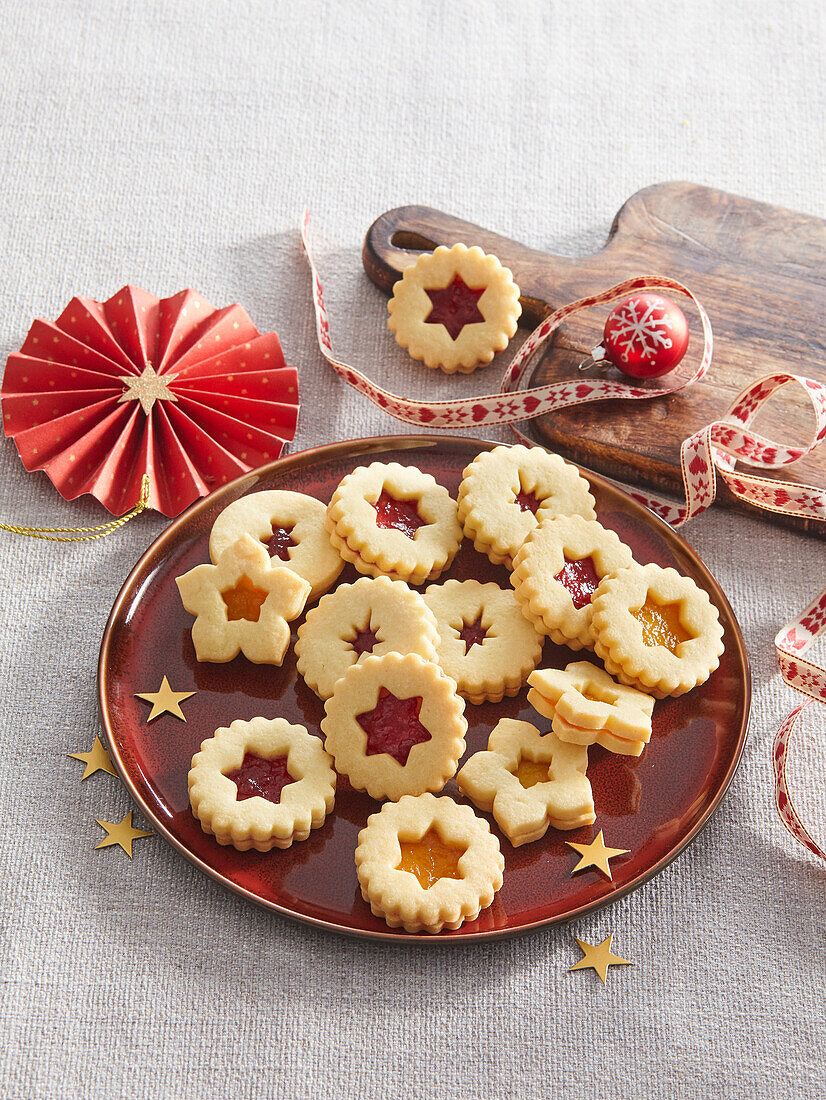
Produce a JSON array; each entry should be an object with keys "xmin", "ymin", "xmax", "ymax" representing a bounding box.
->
[
  {"xmin": 356, "ymin": 688, "xmax": 431, "ymax": 765},
  {"xmin": 372, "ymin": 490, "xmax": 427, "ymax": 539},
  {"xmin": 225, "ymin": 752, "xmax": 297, "ymax": 804},
  {"xmin": 263, "ymin": 523, "xmax": 297, "ymax": 562},
  {"xmin": 555, "ymin": 555, "xmax": 601, "ymax": 610},
  {"xmin": 348, "ymin": 624, "xmax": 380, "ymax": 655},
  {"xmin": 424, "ymin": 275, "xmax": 486, "ymax": 341},
  {"xmin": 458, "ymin": 616, "xmax": 488, "ymax": 652}
]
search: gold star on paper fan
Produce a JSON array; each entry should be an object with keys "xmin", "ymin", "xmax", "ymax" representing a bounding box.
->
[
  {"xmin": 118, "ymin": 364, "xmax": 178, "ymax": 416},
  {"xmin": 569, "ymin": 934, "xmax": 634, "ymax": 986},
  {"xmin": 566, "ymin": 830, "xmax": 629, "ymax": 880},
  {"xmin": 94, "ymin": 811, "xmax": 152, "ymax": 858},
  {"xmin": 68, "ymin": 736, "xmax": 117, "ymax": 780},
  {"xmin": 135, "ymin": 676, "xmax": 195, "ymax": 722}
]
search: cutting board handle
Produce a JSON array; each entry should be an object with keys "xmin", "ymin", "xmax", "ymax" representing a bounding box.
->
[{"xmin": 363, "ymin": 205, "xmax": 588, "ymax": 325}]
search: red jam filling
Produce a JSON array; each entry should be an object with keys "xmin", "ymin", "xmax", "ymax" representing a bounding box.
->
[
  {"xmin": 221, "ymin": 575, "xmax": 269, "ymax": 622},
  {"xmin": 356, "ymin": 688, "xmax": 431, "ymax": 765},
  {"xmin": 263, "ymin": 523, "xmax": 296, "ymax": 561},
  {"xmin": 424, "ymin": 275, "xmax": 486, "ymax": 340},
  {"xmin": 349, "ymin": 624, "xmax": 380, "ymax": 655},
  {"xmin": 372, "ymin": 490, "xmax": 426, "ymax": 538},
  {"xmin": 554, "ymin": 555, "xmax": 601, "ymax": 610},
  {"xmin": 458, "ymin": 616, "xmax": 487, "ymax": 652},
  {"xmin": 225, "ymin": 752, "xmax": 295, "ymax": 803},
  {"xmin": 515, "ymin": 489, "xmax": 543, "ymax": 514}
]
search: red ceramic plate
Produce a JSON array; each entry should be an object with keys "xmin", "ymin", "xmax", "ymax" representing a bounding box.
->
[{"xmin": 98, "ymin": 435, "xmax": 750, "ymax": 942}]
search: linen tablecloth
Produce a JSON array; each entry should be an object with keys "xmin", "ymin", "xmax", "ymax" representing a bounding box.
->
[{"xmin": 1, "ymin": 3, "xmax": 824, "ymax": 1096}]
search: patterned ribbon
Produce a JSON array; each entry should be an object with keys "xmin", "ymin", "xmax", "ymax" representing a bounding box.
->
[{"xmin": 301, "ymin": 210, "xmax": 826, "ymax": 861}]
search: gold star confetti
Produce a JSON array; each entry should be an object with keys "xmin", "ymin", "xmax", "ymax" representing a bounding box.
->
[
  {"xmin": 135, "ymin": 676, "xmax": 195, "ymax": 722},
  {"xmin": 566, "ymin": 830, "xmax": 629, "ymax": 880},
  {"xmin": 94, "ymin": 811, "xmax": 152, "ymax": 858},
  {"xmin": 118, "ymin": 365, "xmax": 178, "ymax": 416},
  {"xmin": 68, "ymin": 736, "xmax": 117, "ymax": 780},
  {"xmin": 569, "ymin": 934, "xmax": 634, "ymax": 986}
]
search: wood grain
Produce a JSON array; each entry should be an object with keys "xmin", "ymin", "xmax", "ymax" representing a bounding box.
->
[{"xmin": 362, "ymin": 183, "xmax": 825, "ymax": 536}]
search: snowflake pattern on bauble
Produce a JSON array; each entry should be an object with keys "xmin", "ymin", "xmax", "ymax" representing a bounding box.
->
[{"xmin": 606, "ymin": 297, "xmax": 674, "ymax": 363}]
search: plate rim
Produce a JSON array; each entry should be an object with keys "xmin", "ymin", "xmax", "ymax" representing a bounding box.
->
[{"xmin": 97, "ymin": 433, "xmax": 751, "ymax": 944}]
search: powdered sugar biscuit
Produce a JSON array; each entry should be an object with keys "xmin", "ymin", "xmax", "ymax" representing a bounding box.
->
[
  {"xmin": 423, "ymin": 579, "xmax": 543, "ymax": 704},
  {"xmin": 387, "ymin": 244, "xmax": 521, "ymax": 374},
  {"xmin": 176, "ymin": 534, "xmax": 311, "ymax": 664},
  {"xmin": 326, "ymin": 462, "xmax": 462, "ymax": 584},
  {"xmin": 188, "ymin": 717, "xmax": 336, "ymax": 851},
  {"xmin": 320, "ymin": 652, "xmax": 467, "ymax": 801},
  {"xmin": 209, "ymin": 490, "xmax": 343, "ymax": 601},
  {"xmin": 590, "ymin": 563, "xmax": 725, "ymax": 698},
  {"xmin": 528, "ymin": 662, "xmax": 654, "ymax": 757},
  {"xmin": 457, "ymin": 445, "xmax": 597, "ymax": 567},
  {"xmin": 355, "ymin": 793, "xmax": 504, "ymax": 933},
  {"xmin": 296, "ymin": 576, "xmax": 440, "ymax": 699},
  {"xmin": 511, "ymin": 515, "xmax": 634, "ymax": 649},
  {"xmin": 456, "ymin": 718, "xmax": 595, "ymax": 845}
]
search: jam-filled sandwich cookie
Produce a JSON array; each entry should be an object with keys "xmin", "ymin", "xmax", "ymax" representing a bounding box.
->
[
  {"xmin": 457, "ymin": 718, "xmax": 595, "ymax": 846},
  {"xmin": 326, "ymin": 462, "xmax": 462, "ymax": 584},
  {"xmin": 423, "ymin": 579, "xmax": 543, "ymax": 704},
  {"xmin": 527, "ymin": 662, "xmax": 655, "ymax": 757},
  {"xmin": 295, "ymin": 576, "xmax": 440, "ymax": 700},
  {"xmin": 511, "ymin": 515, "xmax": 634, "ymax": 650},
  {"xmin": 320, "ymin": 652, "xmax": 466, "ymax": 801},
  {"xmin": 590, "ymin": 563, "xmax": 725, "ymax": 698},
  {"xmin": 176, "ymin": 534, "xmax": 311, "ymax": 664},
  {"xmin": 355, "ymin": 793, "xmax": 504, "ymax": 933},
  {"xmin": 209, "ymin": 490, "xmax": 344, "ymax": 601},
  {"xmin": 188, "ymin": 717, "xmax": 336, "ymax": 851},
  {"xmin": 387, "ymin": 244, "xmax": 522, "ymax": 374},
  {"xmin": 457, "ymin": 445, "xmax": 597, "ymax": 568}
]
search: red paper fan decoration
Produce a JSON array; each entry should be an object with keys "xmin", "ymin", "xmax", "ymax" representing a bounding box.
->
[{"xmin": 1, "ymin": 286, "xmax": 299, "ymax": 517}]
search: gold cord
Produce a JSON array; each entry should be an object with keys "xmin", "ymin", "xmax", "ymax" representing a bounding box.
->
[{"xmin": 0, "ymin": 475, "xmax": 152, "ymax": 542}]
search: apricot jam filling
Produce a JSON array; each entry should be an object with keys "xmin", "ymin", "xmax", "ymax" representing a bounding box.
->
[
  {"xmin": 348, "ymin": 623, "xmax": 380, "ymax": 655},
  {"xmin": 372, "ymin": 490, "xmax": 427, "ymax": 539},
  {"xmin": 397, "ymin": 828, "xmax": 467, "ymax": 888},
  {"xmin": 263, "ymin": 523, "xmax": 296, "ymax": 561},
  {"xmin": 458, "ymin": 616, "xmax": 487, "ymax": 652},
  {"xmin": 554, "ymin": 555, "xmax": 600, "ymax": 610},
  {"xmin": 510, "ymin": 758, "xmax": 551, "ymax": 789},
  {"xmin": 424, "ymin": 275, "xmax": 486, "ymax": 341},
  {"xmin": 632, "ymin": 598, "xmax": 692, "ymax": 653},
  {"xmin": 221, "ymin": 575, "xmax": 269, "ymax": 622},
  {"xmin": 225, "ymin": 752, "xmax": 295, "ymax": 803},
  {"xmin": 356, "ymin": 688, "xmax": 431, "ymax": 764}
]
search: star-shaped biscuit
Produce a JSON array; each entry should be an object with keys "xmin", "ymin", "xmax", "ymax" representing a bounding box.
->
[
  {"xmin": 528, "ymin": 661, "xmax": 655, "ymax": 757},
  {"xmin": 176, "ymin": 534, "xmax": 311, "ymax": 664},
  {"xmin": 456, "ymin": 718, "xmax": 595, "ymax": 847}
]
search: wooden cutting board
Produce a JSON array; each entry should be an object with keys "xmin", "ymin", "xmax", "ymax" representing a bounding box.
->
[{"xmin": 362, "ymin": 182, "xmax": 826, "ymax": 536}]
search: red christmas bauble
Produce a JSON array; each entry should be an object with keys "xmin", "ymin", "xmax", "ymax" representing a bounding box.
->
[{"xmin": 602, "ymin": 293, "xmax": 689, "ymax": 379}]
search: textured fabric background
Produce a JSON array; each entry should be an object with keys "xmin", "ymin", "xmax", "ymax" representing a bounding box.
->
[{"xmin": 1, "ymin": 2, "xmax": 824, "ymax": 1097}]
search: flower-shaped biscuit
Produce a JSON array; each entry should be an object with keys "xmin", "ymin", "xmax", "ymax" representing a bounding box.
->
[
  {"xmin": 296, "ymin": 576, "xmax": 440, "ymax": 699},
  {"xmin": 423, "ymin": 579, "xmax": 543, "ymax": 704},
  {"xmin": 176, "ymin": 534, "xmax": 311, "ymax": 663},
  {"xmin": 188, "ymin": 716, "xmax": 336, "ymax": 851},
  {"xmin": 387, "ymin": 244, "xmax": 522, "ymax": 374},
  {"xmin": 355, "ymin": 793, "xmax": 504, "ymax": 933},
  {"xmin": 527, "ymin": 662, "xmax": 655, "ymax": 757},
  {"xmin": 456, "ymin": 719, "xmax": 595, "ymax": 846},
  {"xmin": 326, "ymin": 462, "xmax": 462, "ymax": 584},
  {"xmin": 209, "ymin": 489, "xmax": 344, "ymax": 601},
  {"xmin": 457, "ymin": 445, "xmax": 597, "ymax": 567},
  {"xmin": 511, "ymin": 515, "xmax": 634, "ymax": 650},
  {"xmin": 590, "ymin": 563, "xmax": 725, "ymax": 697},
  {"xmin": 320, "ymin": 652, "xmax": 467, "ymax": 801}
]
